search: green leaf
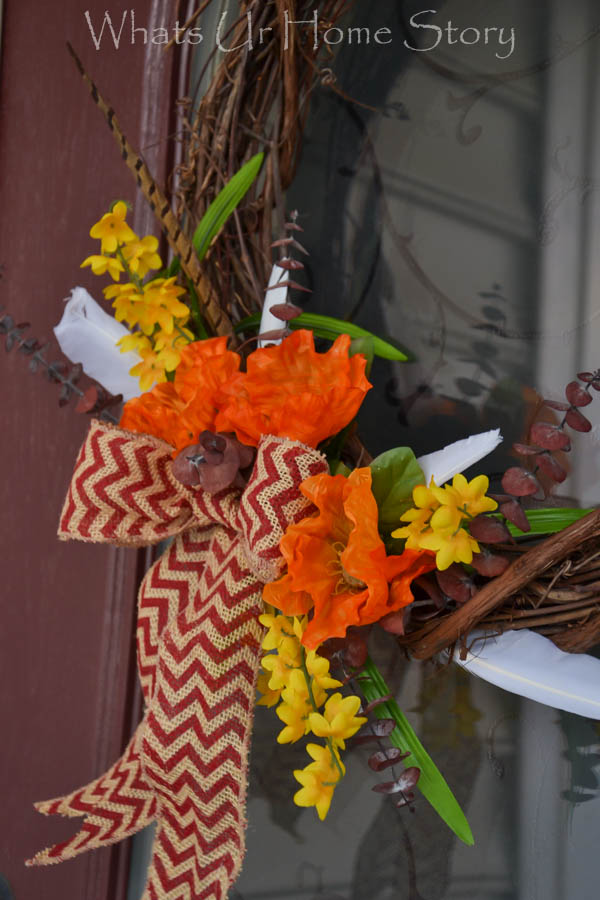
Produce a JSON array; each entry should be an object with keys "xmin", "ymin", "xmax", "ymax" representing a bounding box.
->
[
  {"xmin": 184, "ymin": 278, "xmax": 209, "ymax": 340},
  {"xmin": 192, "ymin": 152, "xmax": 264, "ymax": 262},
  {"xmin": 350, "ymin": 336, "xmax": 374, "ymax": 376},
  {"xmin": 358, "ymin": 657, "xmax": 474, "ymax": 846},
  {"xmin": 504, "ymin": 507, "xmax": 592, "ymax": 537},
  {"xmin": 370, "ymin": 447, "xmax": 424, "ymax": 533},
  {"xmin": 234, "ymin": 312, "xmax": 408, "ymax": 361},
  {"xmin": 330, "ymin": 460, "xmax": 352, "ymax": 477}
]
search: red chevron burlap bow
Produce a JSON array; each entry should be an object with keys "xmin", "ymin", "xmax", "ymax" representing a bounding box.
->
[{"xmin": 28, "ymin": 419, "xmax": 327, "ymax": 899}]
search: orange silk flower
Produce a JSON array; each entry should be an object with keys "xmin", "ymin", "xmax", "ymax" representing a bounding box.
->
[
  {"xmin": 120, "ymin": 337, "xmax": 240, "ymax": 452},
  {"xmin": 263, "ymin": 467, "xmax": 436, "ymax": 649},
  {"xmin": 214, "ymin": 329, "xmax": 372, "ymax": 448}
]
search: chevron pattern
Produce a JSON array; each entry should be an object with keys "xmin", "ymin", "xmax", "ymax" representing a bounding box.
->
[
  {"xmin": 58, "ymin": 421, "xmax": 242, "ymax": 547},
  {"xmin": 137, "ymin": 530, "xmax": 212, "ymax": 702},
  {"xmin": 28, "ymin": 724, "xmax": 156, "ymax": 864},
  {"xmin": 239, "ymin": 436, "xmax": 327, "ymax": 578},
  {"xmin": 141, "ymin": 528, "xmax": 264, "ymax": 899},
  {"xmin": 31, "ymin": 428, "xmax": 328, "ymax": 898}
]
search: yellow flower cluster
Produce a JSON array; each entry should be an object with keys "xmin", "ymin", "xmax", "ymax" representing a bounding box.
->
[
  {"xmin": 257, "ymin": 611, "xmax": 367, "ymax": 820},
  {"xmin": 392, "ymin": 473, "xmax": 498, "ymax": 571},
  {"xmin": 82, "ymin": 201, "xmax": 192, "ymax": 391}
]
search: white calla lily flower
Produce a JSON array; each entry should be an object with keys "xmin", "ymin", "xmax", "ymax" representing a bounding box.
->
[{"xmin": 54, "ymin": 287, "xmax": 143, "ymax": 401}]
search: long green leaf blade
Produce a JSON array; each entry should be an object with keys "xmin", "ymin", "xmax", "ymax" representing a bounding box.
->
[
  {"xmin": 234, "ymin": 312, "xmax": 408, "ymax": 361},
  {"xmin": 192, "ymin": 152, "xmax": 264, "ymax": 261},
  {"xmin": 358, "ymin": 657, "xmax": 474, "ymax": 845},
  {"xmin": 505, "ymin": 507, "xmax": 592, "ymax": 537}
]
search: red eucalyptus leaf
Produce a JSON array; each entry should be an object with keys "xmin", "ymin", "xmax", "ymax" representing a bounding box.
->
[
  {"xmin": 58, "ymin": 383, "xmax": 72, "ymax": 407},
  {"xmin": 76, "ymin": 386, "xmax": 99, "ymax": 414},
  {"xmin": 468, "ymin": 515, "xmax": 511, "ymax": 544},
  {"xmin": 351, "ymin": 719, "xmax": 396, "ymax": 745},
  {"xmin": 372, "ymin": 767, "xmax": 421, "ymax": 794},
  {"xmin": 342, "ymin": 634, "xmax": 368, "ymax": 668},
  {"xmin": 269, "ymin": 303, "xmax": 304, "ymax": 321},
  {"xmin": 378, "ymin": 609, "xmax": 409, "ymax": 635},
  {"xmin": 361, "ymin": 695, "xmax": 393, "ymax": 715},
  {"xmin": 436, "ymin": 565, "xmax": 474, "ymax": 605},
  {"xmin": 501, "ymin": 466, "xmax": 541, "ymax": 497},
  {"xmin": 199, "ymin": 431, "xmax": 226, "ymax": 453},
  {"xmin": 368, "ymin": 748, "xmax": 410, "ymax": 772},
  {"xmin": 500, "ymin": 499, "xmax": 531, "ymax": 532},
  {"xmin": 565, "ymin": 407, "xmax": 592, "ymax": 433},
  {"xmin": 593, "ymin": 381, "xmax": 600, "ymax": 391},
  {"xmin": 543, "ymin": 399, "xmax": 571, "ymax": 412},
  {"xmin": 536, "ymin": 452, "xmax": 567, "ymax": 483},
  {"xmin": 265, "ymin": 280, "xmax": 312, "ymax": 293},
  {"xmin": 513, "ymin": 442, "xmax": 541, "ymax": 456},
  {"xmin": 530, "ymin": 422, "xmax": 571, "ymax": 451},
  {"xmin": 470, "ymin": 550, "xmax": 510, "ymax": 577},
  {"xmin": 275, "ymin": 258, "xmax": 304, "ymax": 271},
  {"xmin": 69, "ymin": 362, "xmax": 83, "ymax": 384},
  {"xmin": 414, "ymin": 574, "xmax": 445, "ymax": 609},
  {"xmin": 577, "ymin": 372, "xmax": 595, "ymax": 382},
  {"xmin": 565, "ymin": 381, "xmax": 592, "ymax": 407},
  {"xmin": 257, "ymin": 328, "xmax": 287, "ymax": 343}
]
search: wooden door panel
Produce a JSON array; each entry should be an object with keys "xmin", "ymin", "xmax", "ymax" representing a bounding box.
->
[{"xmin": 0, "ymin": 2, "xmax": 176, "ymax": 897}]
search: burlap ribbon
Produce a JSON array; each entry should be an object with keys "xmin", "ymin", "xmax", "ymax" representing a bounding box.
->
[{"xmin": 28, "ymin": 420, "xmax": 327, "ymax": 900}]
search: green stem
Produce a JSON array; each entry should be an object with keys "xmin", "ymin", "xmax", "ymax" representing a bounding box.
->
[
  {"xmin": 115, "ymin": 245, "xmax": 144, "ymax": 292},
  {"xmin": 299, "ymin": 646, "xmax": 345, "ymax": 781},
  {"xmin": 174, "ymin": 323, "xmax": 193, "ymax": 344},
  {"xmin": 185, "ymin": 277, "xmax": 210, "ymax": 339}
]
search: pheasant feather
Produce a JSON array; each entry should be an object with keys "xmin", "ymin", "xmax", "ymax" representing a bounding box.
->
[{"xmin": 66, "ymin": 42, "xmax": 232, "ymax": 337}]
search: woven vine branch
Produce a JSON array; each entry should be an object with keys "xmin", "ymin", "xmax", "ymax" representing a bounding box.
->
[{"xmin": 172, "ymin": 0, "xmax": 354, "ymax": 321}]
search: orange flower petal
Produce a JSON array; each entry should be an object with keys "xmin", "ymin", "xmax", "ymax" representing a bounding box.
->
[
  {"xmin": 215, "ymin": 330, "xmax": 371, "ymax": 448},
  {"xmin": 119, "ymin": 336, "xmax": 240, "ymax": 451},
  {"xmin": 266, "ymin": 465, "xmax": 435, "ymax": 650}
]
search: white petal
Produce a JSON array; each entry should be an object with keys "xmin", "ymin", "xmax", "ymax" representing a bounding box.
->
[
  {"xmin": 258, "ymin": 263, "xmax": 288, "ymax": 347},
  {"xmin": 417, "ymin": 429, "xmax": 503, "ymax": 486},
  {"xmin": 451, "ymin": 629, "xmax": 600, "ymax": 719},
  {"xmin": 54, "ymin": 287, "xmax": 143, "ymax": 401}
]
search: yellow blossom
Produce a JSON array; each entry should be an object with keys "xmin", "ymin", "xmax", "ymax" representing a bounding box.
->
[
  {"xmin": 431, "ymin": 473, "xmax": 498, "ymax": 518},
  {"xmin": 259, "ymin": 613, "xmax": 296, "ymax": 651},
  {"xmin": 105, "ymin": 283, "xmax": 142, "ymax": 327},
  {"xmin": 142, "ymin": 278, "xmax": 189, "ymax": 318},
  {"xmin": 392, "ymin": 473, "xmax": 497, "ymax": 571},
  {"xmin": 256, "ymin": 672, "xmax": 281, "ymax": 708},
  {"xmin": 261, "ymin": 636, "xmax": 302, "ymax": 691},
  {"xmin": 308, "ymin": 693, "xmax": 367, "ymax": 748},
  {"xmin": 129, "ymin": 345, "xmax": 168, "ymax": 392},
  {"xmin": 276, "ymin": 693, "xmax": 312, "ymax": 743},
  {"xmin": 81, "ymin": 254, "xmax": 124, "ymax": 281},
  {"xmin": 90, "ymin": 201, "xmax": 137, "ymax": 253},
  {"xmin": 122, "ymin": 235, "xmax": 162, "ymax": 277},
  {"xmin": 285, "ymin": 668, "xmax": 327, "ymax": 710},
  {"xmin": 293, "ymin": 744, "xmax": 345, "ymax": 820},
  {"xmin": 154, "ymin": 327, "xmax": 193, "ymax": 372},
  {"xmin": 117, "ymin": 332, "xmax": 152, "ymax": 355},
  {"xmin": 304, "ymin": 651, "xmax": 343, "ymax": 692},
  {"xmin": 419, "ymin": 527, "xmax": 479, "ymax": 570}
]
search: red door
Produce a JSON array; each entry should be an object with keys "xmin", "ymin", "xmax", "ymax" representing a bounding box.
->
[{"xmin": 0, "ymin": 3, "xmax": 179, "ymax": 897}]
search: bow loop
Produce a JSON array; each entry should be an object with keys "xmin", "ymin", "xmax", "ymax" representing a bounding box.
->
[
  {"xmin": 58, "ymin": 420, "xmax": 241, "ymax": 546},
  {"xmin": 239, "ymin": 435, "xmax": 328, "ymax": 582}
]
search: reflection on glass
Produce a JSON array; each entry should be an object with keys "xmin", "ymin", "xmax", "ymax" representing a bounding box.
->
[{"xmin": 128, "ymin": 1, "xmax": 600, "ymax": 898}]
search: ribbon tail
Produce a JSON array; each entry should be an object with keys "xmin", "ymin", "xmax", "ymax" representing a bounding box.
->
[
  {"xmin": 140, "ymin": 528, "xmax": 264, "ymax": 900},
  {"xmin": 27, "ymin": 723, "xmax": 156, "ymax": 865}
]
